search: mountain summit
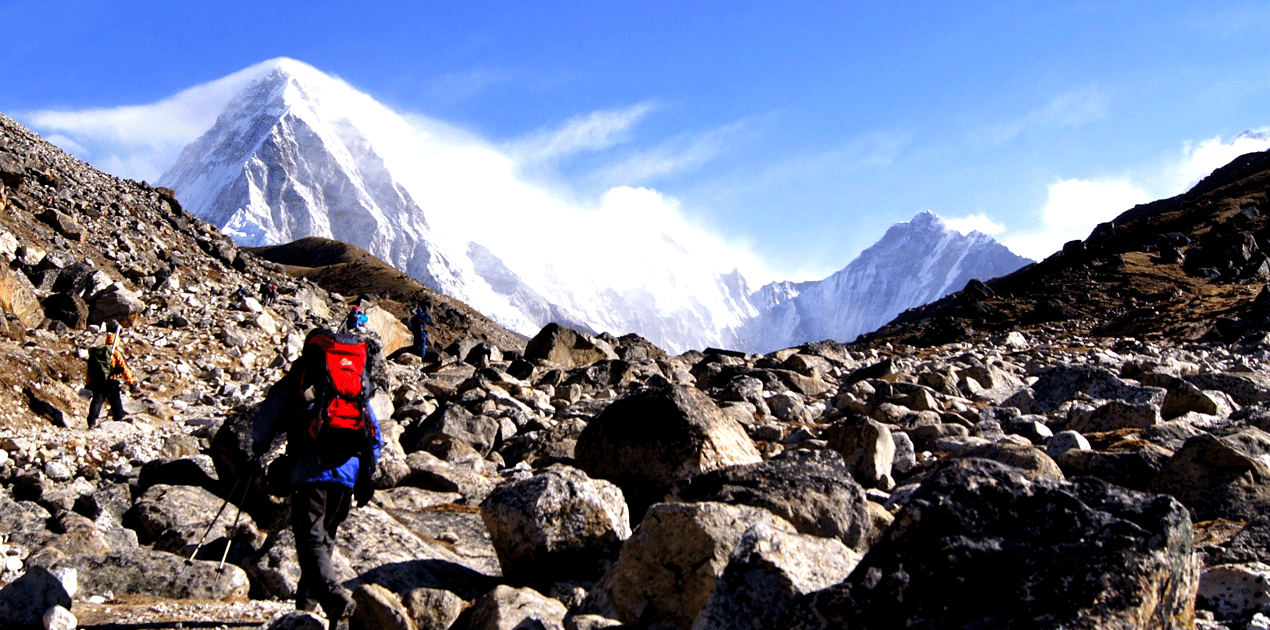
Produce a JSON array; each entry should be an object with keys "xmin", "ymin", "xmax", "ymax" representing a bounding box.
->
[
  {"xmin": 159, "ymin": 59, "xmax": 1030, "ymax": 352},
  {"xmin": 740, "ymin": 212, "xmax": 1030, "ymax": 352},
  {"xmin": 158, "ymin": 59, "xmax": 531, "ymax": 327}
]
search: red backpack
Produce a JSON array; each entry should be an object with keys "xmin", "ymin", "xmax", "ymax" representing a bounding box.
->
[{"xmin": 296, "ymin": 328, "xmax": 377, "ymax": 465}]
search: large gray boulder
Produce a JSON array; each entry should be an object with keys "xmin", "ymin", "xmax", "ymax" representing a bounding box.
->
[
  {"xmin": 822, "ymin": 415, "xmax": 895, "ymax": 488},
  {"xmin": 401, "ymin": 450, "xmax": 497, "ymax": 504},
  {"xmin": 944, "ymin": 440, "xmax": 1065, "ymax": 482},
  {"xmin": 52, "ymin": 548, "xmax": 250, "ymax": 600},
  {"xmin": 0, "ymin": 566, "xmax": 73, "ymax": 629},
  {"xmin": 1149, "ymin": 427, "xmax": 1270, "ymax": 521},
  {"xmin": 588, "ymin": 501, "xmax": 796, "ymax": 630},
  {"xmin": 336, "ymin": 504, "xmax": 498, "ymax": 600},
  {"xmin": 691, "ymin": 523, "xmax": 861, "ymax": 630},
  {"xmin": 782, "ymin": 458, "xmax": 1198, "ymax": 629},
  {"xmin": 1009, "ymin": 365, "xmax": 1166, "ymax": 414},
  {"xmin": 127, "ymin": 483, "xmax": 264, "ymax": 562},
  {"xmin": 403, "ymin": 402, "xmax": 501, "ymax": 456},
  {"xmin": 0, "ymin": 264, "xmax": 42, "ymax": 329},
  {"xmin": 352, "ymin": 582, "xmax": 414, "ymax": 630},
  {"xmin": 363, "ymin": 304, "xmax": 412, "ymax": 356},
  {"xmin": 465, "ymin": 585, "xmax": 569, "ymax": 630},
  {"xmin": 0, "ymin": 493, "xmax": 56, "ymax": 556},
  {"xmin": 576, "ymin": 386, "xmax": 761, "ymax": 518},
  {"xmin": 525, "ymin": 323, "xmax": 619, "ymax": 368},
  {"xmin": 372, "ymin": 415, "xmax": 412, "ymax": 488},
  {"xmin": 245, "ymin": 528, "xmax": 325, "ymax": 602},
  {"xmin": 404, "ymin": 587, "xmax": 467, "ymax": 630},
  {"xmin": 88, "ymin": 284, "xmax": 146, "ymax": 326},
  {"xmin": 673, "ymin": 449, "xmax": 873, "ymax": 552},
  {"xmin": 480, "ymin": 464, "xmax": 630, "ymax": 585},
  {"xmin": 380, "ymin": 499, "xmax": 502, "ymax": 578},
  {"xmin": 1067, "ymin": 400, "xmax": 1162, "ymax": 433},
  {"xmin": 1185, "ymin": 372, "xmax": 1270, "ymax": 407},
  {"xmin": 1055, "ymin": 442, "xmax": 1173, "ymax": 491}
]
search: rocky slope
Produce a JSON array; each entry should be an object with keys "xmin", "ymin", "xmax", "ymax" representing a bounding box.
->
[{"xmin": 5, "ymin": 110, "xmax": 1270, "ymax": 630}]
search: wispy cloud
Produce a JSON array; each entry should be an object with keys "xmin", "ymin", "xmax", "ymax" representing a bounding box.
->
[
  {"xmin": 426, "ymin": 68, "xmax": 513, "ymax": 106},
  {"xmin": 20, "ymin": 58, "xmax": 299, "ymax": 182},
  {"xmin": 698, "ymin": 129, "xmax": 909, "ymax": 204},
  {"xmin": 24, "ymin": 58, "xmax": 779, "ymax": 314},
  {"xmin": 504, "ymin": 102, "xmax": 657, "ymax": 164},
  {"xmin": 991, "ymin": 85, "xmax": 1109, "ymax": 143},
  {"xmin": 586, "ymin": 119, "xmax": 750, "ymax": 187}
]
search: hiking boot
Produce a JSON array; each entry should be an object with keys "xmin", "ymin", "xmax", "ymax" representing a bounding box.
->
[
  {"xmin": 321, "ymin": 586, "xmax": 356, "ymax": 630},
  {"xmin": 295, "ymin": 592, "xmax": 319, "ymax": 613}
]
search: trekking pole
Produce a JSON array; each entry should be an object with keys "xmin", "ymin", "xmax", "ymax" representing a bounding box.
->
[
  {"xmin": 187, "ymin": 474, "xmax": 247, "ymax": 565},
  {"xmin": 217, "ymin": 465, "xmax": 256, "ymax": 572},
  {"xmin": 108, "ymin": 323, "xmax": 121, "ymax": 363}
]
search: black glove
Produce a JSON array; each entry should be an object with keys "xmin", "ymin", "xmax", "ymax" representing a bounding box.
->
[
  {"xmin": 244, "ymin": 453, "xmax": 266, "ymax": 479},
  {"xmin": 354, "ymin": 478, "xmax": 374, "ymax": 507}
]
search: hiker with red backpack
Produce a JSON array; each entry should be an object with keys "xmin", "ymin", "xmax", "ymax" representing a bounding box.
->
[
  {"xmin": 251, "ymin": 328, "xmax": 381, "ymax": 629},
  {"xmin": 85, "ymin": 330, "xmax": 135, "ymax": 426}
]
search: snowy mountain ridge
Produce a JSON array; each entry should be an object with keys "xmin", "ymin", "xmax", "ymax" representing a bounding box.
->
[
  {"xmin": 158, "ymin": 58, "xmax": 1031, "ymax": 353},
  {"xmin": 737, "ymin": 212, "xmax": 1030, "ymax": 351}
]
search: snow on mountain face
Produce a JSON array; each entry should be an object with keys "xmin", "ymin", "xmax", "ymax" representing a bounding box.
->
[
  {"xmin": 735, "ymin": 212, "xmax": 1032, "ymax": 353},
  {"xmin": 159, "ymin": 59, "xmax": 1030, "ymax": 354},
  {"xmin": 158, "ymin": 60, "xmax": 538, "ymax": 332},
  {"xmin": 157, "ymin": 59, "xmax": 759, "ymax": 351}
]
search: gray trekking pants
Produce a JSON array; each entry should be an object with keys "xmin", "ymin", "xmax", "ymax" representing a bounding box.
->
[{"xmin": 291, "ymin": 482, "xmax": 352, "ymax": 608}]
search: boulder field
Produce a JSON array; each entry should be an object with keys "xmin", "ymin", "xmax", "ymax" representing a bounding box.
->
[{"xmin": 2, "ymin": 112, "xmax": 1270, "ymax": 629}]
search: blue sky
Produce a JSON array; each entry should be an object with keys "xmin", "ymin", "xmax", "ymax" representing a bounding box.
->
[{"xmin": 5, "ymin": 1, "xmax": 1270, "ymax": 281}]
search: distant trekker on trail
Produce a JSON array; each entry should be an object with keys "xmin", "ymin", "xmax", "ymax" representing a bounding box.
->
[
  {"xmin": 410, "ymin": 305, "xmax": 432, "ymax": 357},
  {"xmin": 251, "ymin": 327, "xmax": 381, "ymax": 630},
  {"xmin": 261, "ymin": 282, "xmax": 278, "ymax": 306},
  {"xmin": 343, "ymin": 303, "xmax": 368, "ymax": 332},
  {"xmin": 85, "ymin": 330, "xmax": 135, "ymax": 426}
]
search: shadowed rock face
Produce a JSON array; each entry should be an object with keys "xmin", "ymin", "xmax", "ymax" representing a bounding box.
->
[
  {"xmin": 673, "ymin": 449, "xmax": 873, "ymax": 552},
  {"xmin": 784, "ymin": 459, "xmax": 1198, "ymax": 630},
  {"xmin": 574, "ymin": 385, "xmax": 761, "ymax": 520}
]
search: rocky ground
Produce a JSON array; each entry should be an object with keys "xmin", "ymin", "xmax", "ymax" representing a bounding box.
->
[{"xmin": 7, "ymin": 111, "xmax": 1270, "ymax": 630}]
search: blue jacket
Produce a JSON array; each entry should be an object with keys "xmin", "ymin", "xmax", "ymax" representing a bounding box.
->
[{"xmin": 251, "ymin": 371, "xmax": 382, "ymax": 490}]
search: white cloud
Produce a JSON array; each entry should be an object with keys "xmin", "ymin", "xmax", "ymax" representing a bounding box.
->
[
  {"xmin": 21, "ymin": 58, "xmax": 301, "ymax": 182},
  {"xmin": 1001, "ymin": 178, "xmax": 1150, "ymax": 260},
  {"xmin": 19, "ymin": 57, "xmax": 778, "ymax": 302},
  {"xmin": 504, "ymin": 102, "xmax": 656, "ymax": 164},
  {"xmin": 426, "ymin": 68, "xmax": 512, "ymax": 105},
  {"xmin": 944, "ymin": 213, "xmax": 1005, "ymax": 236},
  {"xmin": 587, "ymin": 120, "xmax": 745, "ymax": 187},
  {"xmin": 1168, "ymin": 129, "xmax": 1270, "ymax": 194}
]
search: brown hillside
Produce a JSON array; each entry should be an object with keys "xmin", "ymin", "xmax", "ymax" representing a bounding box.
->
[
  {"xmin": 248, "ymin": 237, "xmax": 526, "ymax": 352},
  {"xmin": 856, "ymin": 149, "xmax": 1270, "ymax": 349}
]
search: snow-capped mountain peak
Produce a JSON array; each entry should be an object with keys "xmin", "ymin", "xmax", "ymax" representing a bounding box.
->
[
  {"xmin": 735, "ymin": 210, "xmax": 1030, "ymax": 352},
  {"xmin": 159, "ymin": 60, "xmax": 1032, "ymax": 353}
]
